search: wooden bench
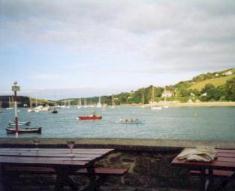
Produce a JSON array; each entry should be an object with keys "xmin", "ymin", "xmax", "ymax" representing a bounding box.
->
[
  {"xmin": 190, "ymin": 169, "xmax": 234, "ymax": 177},
  {"xmin": 172, "ymin": 148, "xmax": 235, "ymax": 191},
  {"xmin": 3, "ymin": 165, "xmax": 128, "ymax": 189},
  {"xmin": 4, "ymin": 166, "xmax": 128, "ymax": 176}
]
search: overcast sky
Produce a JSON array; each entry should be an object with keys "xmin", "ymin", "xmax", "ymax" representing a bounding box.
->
[{"xmin": 0, "ymin": 0, "xmax": 235, "ymax": 99}]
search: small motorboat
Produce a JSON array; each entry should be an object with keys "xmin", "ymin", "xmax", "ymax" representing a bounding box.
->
[
  {"xmin": 8, "ymin": 121, "xmax": 31, "ymax": 126},
  {"xmin": 78, "ymin": 114, "xmax": 102, "ymax": 120},
  {"xmin": 51, "ymin": 108, "xmax": 58, "ymax": 114},
  {"xmin": 6, "ymin": 127, "xmax": 42, "ymax": 134},
  {"xmin": 119, "ymin": 118, "xmax": 142, "ymax": 124}
]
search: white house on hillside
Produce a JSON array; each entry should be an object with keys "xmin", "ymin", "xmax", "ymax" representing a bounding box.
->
[
  {"xmin": 161, "ymin": 90, "xmax": 174, "ymax": 98},
  {"xmin": 223, "ymin": 70, "xmax": 233, "ymax": 76}
]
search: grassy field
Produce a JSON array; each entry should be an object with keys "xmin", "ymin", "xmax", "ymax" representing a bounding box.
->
[{"xmin": 189, "ymin": 74, "xmax": 235, "ymax": 91}]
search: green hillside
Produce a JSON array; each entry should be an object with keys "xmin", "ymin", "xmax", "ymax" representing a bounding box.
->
[
  {"xmin": 58, "ymin": 68, "xmax": 235, "ymax": 104},
  {"xmin": 189, "ymin": 74, "xmax": 235, "ymax": 91}
]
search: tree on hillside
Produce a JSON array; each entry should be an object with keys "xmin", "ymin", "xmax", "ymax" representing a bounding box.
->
[
  {"xmin": 200, "ymin": 83, "xmax": 222, "ymax": 101},
  {"xmin": 216, "ymin": 85, "xmax": 226, "ymax": 101},
  {"xmin": 190, "ymin": 89, "xmax": 200, "ymax": 97},
  {"xmin": 225, "ymin": 78, "xmax": 235, "ymax": 101}
]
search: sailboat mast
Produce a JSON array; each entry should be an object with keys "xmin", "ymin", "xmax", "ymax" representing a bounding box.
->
[
  {"xmin": 111, "ymin": 95, "xmax": 114, "ymax": 106},
  {"xmin": 8, "ymin": 97, "xmax": 11, "ymax": 108},
  {"xmin": 164, "ymin": 87, "xmax": 167, "ymax": 102},
  {"xmin": 35, "ymin": 96, "xmax": 38, "ymax": 107},
  {"xmin": 142, "ymin": 89, "xmax": 145, "ymax": 104},
  {"xmin": 151, "ymin": 86, "xmax": 155, "ymax": 104},
  {"xmin": 29, "ymin": 97, "xmax": 32, "ymax": 108}
]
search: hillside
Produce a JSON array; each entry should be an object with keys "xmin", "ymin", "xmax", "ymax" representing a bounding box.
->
[
  {"xmin": 2, "ymin": 68, "xmax": 234, "ymax": 107},
  {"xmin": 189, "ymin": 74, "xmax": 235, "ymax": 91},
  {"xmin": 57, "ymin": 68, "xmax": 235, "ymax": 104}
]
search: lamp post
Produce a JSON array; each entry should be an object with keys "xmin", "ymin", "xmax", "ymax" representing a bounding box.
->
[{"xmin": 12, "ymin": 82, "xmax": 20, "ymax": 137}]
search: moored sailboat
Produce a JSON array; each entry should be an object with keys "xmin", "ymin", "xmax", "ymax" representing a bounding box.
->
[
  {"xmin": 6, "ymin": 82, "xmax": 42, "ymax": 135},
  {"xmin": 150, "ymin": 86, "xmax": 162, "ymax": 110},
  {"xmin": 8, "ymin": 121, "xmax": 31, "ymax": 126},
  {"xmin": 6, "ymin": 127, "xmax": 42, "ymax": 134},
  {"xmin": 96, "ymin": 97, "xmax": 102, "ymax": 108},
  {"xmin": 77, "ymin": 98, "xmax": 82, "ymax": 109}
]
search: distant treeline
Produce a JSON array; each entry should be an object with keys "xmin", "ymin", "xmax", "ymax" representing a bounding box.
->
[
  {"xmin": 1, "ymin": 69, "xmax": 235, "ymax": 106},
  {"xmin": 59, "ymin": 69, "xmax": 235, "ymax": 105},
  {"xmin": 0, "ymin": 96, "xmax": 30, "ymax": 108},
  {"xmin": 58, "ymin": 77, "xmax": 235, "ymax": 105},
  {"xmin": 0, "ymin": 96, "xmax": 54, "ymax": 108},
  {"xmin": 57, "ymin": 85, "xmax": 164, "ymax": 106}
]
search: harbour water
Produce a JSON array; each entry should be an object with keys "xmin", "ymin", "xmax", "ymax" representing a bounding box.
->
[{"xmin": 0, "ymin": 106, "xmax": 234, "ymax": 141}]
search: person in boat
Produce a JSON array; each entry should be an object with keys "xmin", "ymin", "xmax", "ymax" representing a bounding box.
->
[{"xmin": 120, "ymin": 118, "xmax": 140, "ymax": 124}]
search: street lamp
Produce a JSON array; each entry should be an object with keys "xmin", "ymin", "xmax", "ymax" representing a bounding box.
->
[{"xmin": 12, "ymin": 81, "xmax": 20, "ymax": 137}]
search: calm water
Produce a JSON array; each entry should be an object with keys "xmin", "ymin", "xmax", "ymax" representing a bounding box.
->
[{"xmin": 0, "ymin": 106, "xmax": 234, "ymax": 141}]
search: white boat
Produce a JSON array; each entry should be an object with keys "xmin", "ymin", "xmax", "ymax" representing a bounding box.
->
[
  {"xmin": 83, "ymin": 98, "xmax": 88, "ymax": 108},
  {"xmin": 27, "ymin": 108, "xmax": 33, "ymax": 112},
  {"xmin": 151, "ymin": 106, "xmax": 162, "ymax": 110},
  {"xmin": 110, "ymin": 95, "xmax": 116, "ymax": 109},
  {"xmin": 6, "ymin": 97, "xmax": 14, "ymax": 110},
  {"xmin": 9, "ymin": 121, "xmax": 31, "ymax": 126},
  {"xmin": 28, "ymin": 105, "xmax": 50, "ymax": 112},
  {"xmin": 77, "ymin": 98, "xmax": 82, "ymax": 109},
  {"xmin": 96, "ymin": 97, "xmax": 102, "ymax": 108},
  {"xmin": 162, "ymin": 87, "xmax": 169, "ymax": 109},
  {"xmin": 66, "ymin": 100, "xmax": 71, "ymax": 109},
  {"xmin": 41, "ymin": 105, "xmax": 50, "ymax": 111}
]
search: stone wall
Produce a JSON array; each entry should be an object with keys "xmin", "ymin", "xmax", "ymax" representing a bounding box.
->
[{"xmin": 88, "ymin": 149, "xmax": 195, "ymax": 190}]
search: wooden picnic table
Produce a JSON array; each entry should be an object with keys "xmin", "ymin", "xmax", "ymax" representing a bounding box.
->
[
  {"xmin": 171, "ymin": 148, "xmax": 235, "ymax": 191},
  {"xmin": 0, "ymin": 148, "xmax": 114, "ymax": 191}
]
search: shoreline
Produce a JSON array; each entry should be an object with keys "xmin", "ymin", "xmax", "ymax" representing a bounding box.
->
[{"xmin": 126, "ymin": 101, "xmax": 235, "ymax": 107}]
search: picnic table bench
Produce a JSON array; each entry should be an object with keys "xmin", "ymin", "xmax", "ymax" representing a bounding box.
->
[
  {"xmin": 172, "ymin": 148, "xmax": 235, "ymax": 191},
  {"xmin": 0, "ymin": 148, "xmax": 128, "ymax": 191}
]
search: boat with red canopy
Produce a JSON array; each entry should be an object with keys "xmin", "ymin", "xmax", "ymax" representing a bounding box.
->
[{"xmin": 78, "ymin": 114, "xmax": 102, "ymax": 120}]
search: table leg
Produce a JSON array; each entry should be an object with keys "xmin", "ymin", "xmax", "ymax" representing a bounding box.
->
[
  {"xmin": 0, "ymin": 165, "xmax": 6, "ymax": 191},
  {"xmin": 199, "ymin": 169, "xmax": 207, "ymax": 191},
  {"xmin": 214, "ymin": 172, "xmax": 235, "ymax": 191},
  {"xmin": 54, "ymin": 170, "xmax": 64, "ymax": 191},
  {"xmin": 206, "ymin": 168, "xmax": 214, "ymax": 191},
  {"xmin": 54, "ymin": 168, "xmax": 78, "ymax": 191},
  {"xmin": 0, "ymin": 165, "xmax": 12, "ymax": 191},
  {"xmin": 86, "ymin": 164, "xmax": 97, "ymax": 191}
]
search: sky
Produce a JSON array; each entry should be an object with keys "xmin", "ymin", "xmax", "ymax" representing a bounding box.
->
[{"xmin": 0, "ymin": 0, "xmax": 235, "ymax": 99}]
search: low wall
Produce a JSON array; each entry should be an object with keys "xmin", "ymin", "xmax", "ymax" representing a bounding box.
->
[{"xmin": 0, "ymin": 138, "xmax": 235, "ymax": 149}]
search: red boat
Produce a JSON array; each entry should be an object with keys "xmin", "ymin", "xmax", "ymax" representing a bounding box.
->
[{"xmin": 78, "ymin": 115, "xmax": 102, "ymax": 120}]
